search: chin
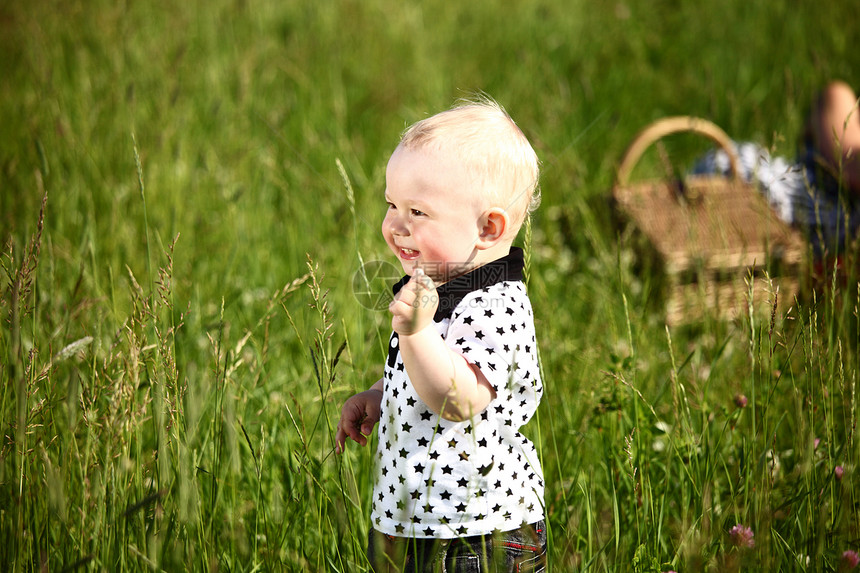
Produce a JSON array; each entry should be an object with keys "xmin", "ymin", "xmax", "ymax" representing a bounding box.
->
[{"xmin": 398, "ymin": 261, "xmax": 418, "ymax": 276}]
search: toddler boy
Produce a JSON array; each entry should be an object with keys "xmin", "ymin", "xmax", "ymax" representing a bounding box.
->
[{"xmin": 335, "ymin": 97, "xmax": 546, "ymax": 572}]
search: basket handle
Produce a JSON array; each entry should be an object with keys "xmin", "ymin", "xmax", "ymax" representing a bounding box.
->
[{"xmin": 615, "ymin": 116, "xmax": 741, "ymax": 187}]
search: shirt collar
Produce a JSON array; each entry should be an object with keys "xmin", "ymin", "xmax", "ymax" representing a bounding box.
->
[{"xmin": 391, "ymin": 247, "xmax": 525, "ymax": 321}]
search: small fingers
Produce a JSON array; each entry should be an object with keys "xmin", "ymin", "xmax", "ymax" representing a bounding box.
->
[
  {"xmin": 335, "ymin": 421, "xmax": 367, "ymax": 453},
  {"xmin": 334, "ymin": 428, "xmax": 347, "ymax": 454},
  {"xmin": 413, "ymin": 267, "xmax": 436, "ymax": 292},
  {"xmin": 335, "ymin": 403, "xmax": 365, "ymax": 453},
  {"xmin": 335, "ymin": 391, "xmax": 383, "ymax": 453}
]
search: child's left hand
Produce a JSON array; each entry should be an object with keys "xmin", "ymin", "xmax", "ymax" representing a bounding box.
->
[{"xmin": 389, "ymin": 268, "xmax": 438, "ymax": 336}]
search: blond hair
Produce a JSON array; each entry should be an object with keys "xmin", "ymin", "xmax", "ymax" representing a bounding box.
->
[{"xmin": 398, "ymin": 97, "xmax": 541, "ymax": 234}]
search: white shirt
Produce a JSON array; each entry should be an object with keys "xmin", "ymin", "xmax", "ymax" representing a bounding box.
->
[{"xmin": 371, "ymin": 248, "xmax": 545, "ymax": 538}]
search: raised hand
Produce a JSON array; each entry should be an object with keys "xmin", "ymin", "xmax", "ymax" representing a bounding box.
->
[{"xmin": 389, "ymin": 268, "xmax": 439, "ymax": 336}]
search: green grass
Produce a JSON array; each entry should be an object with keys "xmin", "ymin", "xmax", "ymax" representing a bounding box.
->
[{"xmin": 2, "ymin": 0, "xmax": 860, "ymax": 570}]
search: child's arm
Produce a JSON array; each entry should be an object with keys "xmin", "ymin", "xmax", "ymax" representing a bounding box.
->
[
  {"xmin": 390, "ymin": 270, "xmax": 496, "ymax": 421},
  {"xmin": 334, "ymin": 378, "xmax": 383, "ymax": 453}
]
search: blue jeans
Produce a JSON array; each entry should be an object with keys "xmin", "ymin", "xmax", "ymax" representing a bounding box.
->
[{"xmin": 367, "ymin": 521, "xmax": 547, "ymax": 572}]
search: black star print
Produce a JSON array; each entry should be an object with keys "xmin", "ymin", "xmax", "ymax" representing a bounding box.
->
[{"xmin": 373, "ymin": 262, "xmax": 545, "ymax": 537}]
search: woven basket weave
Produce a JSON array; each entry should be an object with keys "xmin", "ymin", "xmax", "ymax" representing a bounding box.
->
[{"xmin": 613, "ymin": 116, "xmax": 805, "ymax": 324}]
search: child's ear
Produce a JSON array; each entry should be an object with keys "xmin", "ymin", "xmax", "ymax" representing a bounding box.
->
[{"xmin": 475, "ymin": 208, "xmax": 509, "ymax": 249}]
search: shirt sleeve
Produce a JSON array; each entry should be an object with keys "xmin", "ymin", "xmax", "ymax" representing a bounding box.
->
[{"xmin": 444, "ymin": 282, "xmax": 542, "ymax": 424}]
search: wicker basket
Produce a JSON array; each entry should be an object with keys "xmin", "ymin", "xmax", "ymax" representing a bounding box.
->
[{"xmin": 613, "ymin": 116, "xmax": 805, "ymax": 324}]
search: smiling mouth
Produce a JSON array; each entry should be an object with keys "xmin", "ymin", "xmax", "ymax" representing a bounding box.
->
[{"xmin": 399, "ymin": 248, "xmax": 419, "ymax": 260}]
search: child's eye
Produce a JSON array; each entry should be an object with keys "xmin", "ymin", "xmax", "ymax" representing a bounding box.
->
[{"xmin": 410, "ymin": 209, "xmax": 426, "ymax": 217}]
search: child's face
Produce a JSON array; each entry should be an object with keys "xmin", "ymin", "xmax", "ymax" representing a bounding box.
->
[{"xmin": 382, "ymin": 145, "xmax": 487, "ymax": 282}]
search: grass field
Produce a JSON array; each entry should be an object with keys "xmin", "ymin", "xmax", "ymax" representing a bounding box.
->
[{"xmin": 3, "ymin": 0, "xmax": 860, "ymax": 570}]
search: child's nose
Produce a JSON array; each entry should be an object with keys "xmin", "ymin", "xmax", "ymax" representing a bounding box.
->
[{"xmin": 387, "ymin": 212, "xmax": 409, "ymax": 236}]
